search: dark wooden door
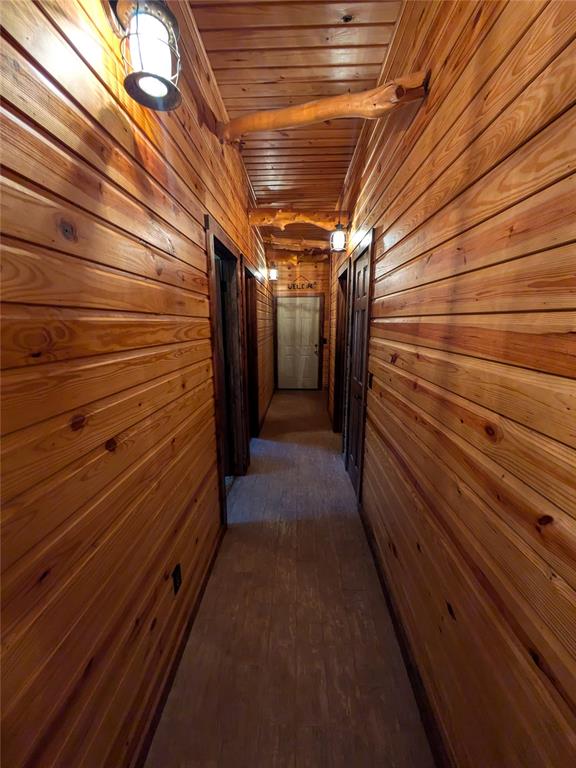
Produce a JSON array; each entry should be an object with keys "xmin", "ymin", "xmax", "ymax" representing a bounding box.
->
[
  {"xmin": 345, "ymin": 248, "xmax": 370, "ymax": 495},
  {"xmin": 244, "ymin": 268, "xmax": 259, "ymax": 436},
  {"xmin": 213, "ymin": 245, "xmax": 250, "ymax": 479},
  {"xmin": 332, "ymin": 266, "xmax": 348, "ymax": 433}
]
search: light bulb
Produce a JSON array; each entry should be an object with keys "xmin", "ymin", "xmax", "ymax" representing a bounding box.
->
[{"xmin": 128, "ymin": 12, "xmax": 171, "ymax": 93}]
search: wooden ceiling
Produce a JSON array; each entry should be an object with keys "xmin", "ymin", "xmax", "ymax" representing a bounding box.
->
[{"xmin": 188, "ymin": 1, "xmax": 401, "ymax": 243}]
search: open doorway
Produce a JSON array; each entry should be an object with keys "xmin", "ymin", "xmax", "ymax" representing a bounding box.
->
[
  {"xmin": 344, "ymin": 232, "xmax": 374, "ymax": 499},
  {"xmin": 332, "ymin": 261, "xmax": 349, "ymax": 435},
  {"xmin": 205, "ymin": 216, "xmax": 250, "ymax": 522},
  {"xmin": 244, "ymin": 267, "xmax": 260, "ymax": 436}
]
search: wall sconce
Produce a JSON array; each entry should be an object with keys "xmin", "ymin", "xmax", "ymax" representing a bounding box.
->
[
  {"xmin": 109, "ymin": 1, "xmax": 182, "ymax": 110},
  {"xmin": 330, "ymin": 223, "xmax": 346, "ymax": 252},
  {"xmin": 269, "ymin": 266, "xmax": 278, "ymax": 281}
]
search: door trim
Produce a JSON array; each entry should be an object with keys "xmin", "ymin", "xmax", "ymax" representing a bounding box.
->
[
  {"xmin": 343, "ymin": 229, "xmax": 375, "ymax": 500},
  {"xmin": 332, "ymin": 260, "xmax": 350, "ymax": 433},
  {"xmin": 243, "ymin": 265, "xmax": 260, "ymax": 437},
  {"xmin": 205, "ymin": 215, "xmax": 250, "ymax": 525},
  {"xmin": 274, "ymin": 292, "xmax": 324, "ymax": 391}
]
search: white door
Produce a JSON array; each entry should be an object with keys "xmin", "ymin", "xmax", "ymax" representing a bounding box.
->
[{"xmin": 277, "ymin": 296, "xmax": 321, "ymax": 389}]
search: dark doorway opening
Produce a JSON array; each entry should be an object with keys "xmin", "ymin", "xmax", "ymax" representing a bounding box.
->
[
  {"xmin": 205, "ymin": 216, "xmax": 250, "ymax": 523},
  {"xmin": 344, "ymin": 232, "xmax": 374, "ymax": 498},
  {"xmin": 244, "ymin": 267, "xmax": 260, "ymax": 437},
  {"xmin": 332, "ymin": 262, "xmax": 349, "ymax": 435}
]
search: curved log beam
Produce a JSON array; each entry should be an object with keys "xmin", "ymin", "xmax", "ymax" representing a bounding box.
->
[
  {"xmin": 219, "ymin": 71, "xmax": 429, "ymax": 141},
  {"xmin": 250, "ymin": 208, "xmax": 348, "ymax": 232},
  {"xmin": 263, "ymin": 235, "xmax": 330, "ymax": 252},
  {"xmin": 267, "ymin": 250, "xmax": 329, "ymax": 265}
]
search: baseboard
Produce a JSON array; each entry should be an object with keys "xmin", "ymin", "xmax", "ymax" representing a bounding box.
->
[
  {"xmin": 133, "ymin": 524, "xmax": 226, "ymax": 768},
  {"xmin": 357, "ymin": 501, "xmax": 453, "ymax": 768}
]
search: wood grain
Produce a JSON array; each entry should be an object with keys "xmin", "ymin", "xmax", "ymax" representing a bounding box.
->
[
  {"xmin": 328, "ymin": 1, "xmax": 576, "ymax": 764},
  {"xmin": 189, "ymin": 0, "xmax": 402, "ymax": 245},
  {"xmin": 0, "ymin": 2, "xmax": 273, "ymax": 767}
]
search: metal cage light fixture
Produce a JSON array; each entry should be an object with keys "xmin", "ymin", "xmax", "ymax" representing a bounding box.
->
[{"xmin": 112, "ymin": 0, "xmax": 182, "ymax": 111}]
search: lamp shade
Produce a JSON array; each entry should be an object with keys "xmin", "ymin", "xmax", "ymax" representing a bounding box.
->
[
  {"xmin": 330, "ymin": 224, "xmax": 346, "ymax": 252},
  {"xmin": 116, "ymin": 1, "xmax": 182, "ymax": 110}
]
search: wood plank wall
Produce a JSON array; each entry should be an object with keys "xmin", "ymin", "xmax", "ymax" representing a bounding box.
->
[
  {"xmin": 330, "ymin": 1, "xmax": 576, "ymax": 764},
  {"xmin": 272, "ymin": 260, "xmax": 330, "ymax": 389},
  {"xmin": 0, "ymin": 1, "xmax": 273, "ymax": 766}
]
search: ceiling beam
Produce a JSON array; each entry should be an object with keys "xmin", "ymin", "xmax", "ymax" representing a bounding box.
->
[
  {"xmin": 263, "ymin": 236, "xmax": 330, "ymax": 252},
  {"xmin": 266, "ymin": 250, "xmax": 329, "ymax": 265},
  {"xmin": 250, "ymin": 208, "xmax": 347, "ymax": 232},
  {"xmin": 219, "ymin": 71, "xmax": 429, "ymax": 141}
]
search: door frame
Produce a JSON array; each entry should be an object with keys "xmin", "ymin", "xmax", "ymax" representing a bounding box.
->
[
  {"xmin": 332, "ymin": 259, "xmax": 350, "ymax": 434},
  {"xmin": 343, "ymin": 229, "xmax": 375, "ymax": 500},
  {"xmin": 205, "ymin": 215, "xmax": 250, "ymax": 524},
  {"xmin": 243, "ymin": 263, "xmax": 260, "ymax": 437},
  {"xmin": 274, "ymin": 292, "xmax": 324, "ymax": 390}
]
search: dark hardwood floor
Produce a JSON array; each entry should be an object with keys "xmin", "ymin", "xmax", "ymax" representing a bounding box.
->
[{"xmin": 144, "ymin": 391, "xmax": 434, "ymax": 767}]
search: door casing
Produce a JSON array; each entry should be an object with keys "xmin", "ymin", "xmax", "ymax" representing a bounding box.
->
[
  {"xmin": 205, "ymin": 215, "xmax": 250, "ymax": 524},
  {"xmin": 332, "ymin": 260, "xmax": 349, "ymax": 434},
  {"xmin": 343, "ymin": 230, "xmax": 375, "ymax": 500},
  {"xmin": 243, "ymin": 266, "xmax": 260, "ymax": 437}
]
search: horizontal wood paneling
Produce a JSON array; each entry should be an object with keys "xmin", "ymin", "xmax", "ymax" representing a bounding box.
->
[
  {"xmin": 330, "ymin": 0, "xmax": 576, "ymax": 764},
  {"xmin": 0, "ymin": 1, "xmax": 273, "ymax": 767}
]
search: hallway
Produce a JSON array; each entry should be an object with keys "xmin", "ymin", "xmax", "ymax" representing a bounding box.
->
[{"xmin": 145, "ymin": 392, "xmax": 434, "ymax": 767}]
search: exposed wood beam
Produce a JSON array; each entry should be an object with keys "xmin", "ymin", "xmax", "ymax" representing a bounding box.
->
[
  {"xmin": 266, "ymin": 249, "xmax": 329, "ymax": 265},
  {"xmin": 250, "ymin": 208, "xmax": 347, "ymax": 232},
  {"xmin": 263, "ymin": 235, "xmax": 330, "ymax": 252},
  {"xmin": 219, "ymin": 71, "xmax": 429, "ymax": 141}
]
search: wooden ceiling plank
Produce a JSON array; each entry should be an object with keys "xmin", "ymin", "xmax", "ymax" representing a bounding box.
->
[
  {"xmin": 209, "ymin": 45, "xmax": 388, "ymax": 68},
  {"xmin": 242, "ymin": 147, "xmax": 355, "ymax": 157},
  {"xmin": 192, "ymin": 2, "xmax": 401, "ymax": 30},
  {"xmin": 213, "ymin": 64, "xmax": 382, "ymax": 83},
  {"xmin": 201, "ymin": 25, "xmax": 394, "ymax": 51},
  {"xmin": 250, "ymin": 172, "xmax": 348, "ymax": 180},
  {"xmin": 243, "ymin": 139, "xmax": 357, "ymax": 149},
  {"xmin": 220, "ymin": 80, "xmax": 376, "ymax": 98}
]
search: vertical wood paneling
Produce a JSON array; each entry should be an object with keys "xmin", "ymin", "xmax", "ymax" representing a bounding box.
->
[
  {"xmin": 0, "ymin": 1, "xmax": 273, "ymax": 766},
  {"xmin": 329, "ymin": 1, "xmax": 576, "ymax": 764}
]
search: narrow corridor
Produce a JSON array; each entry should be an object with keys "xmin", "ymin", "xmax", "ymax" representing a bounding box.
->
[{"xmin": 145, "ymin": 392, "xmax": 434, "ymax": 767}]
